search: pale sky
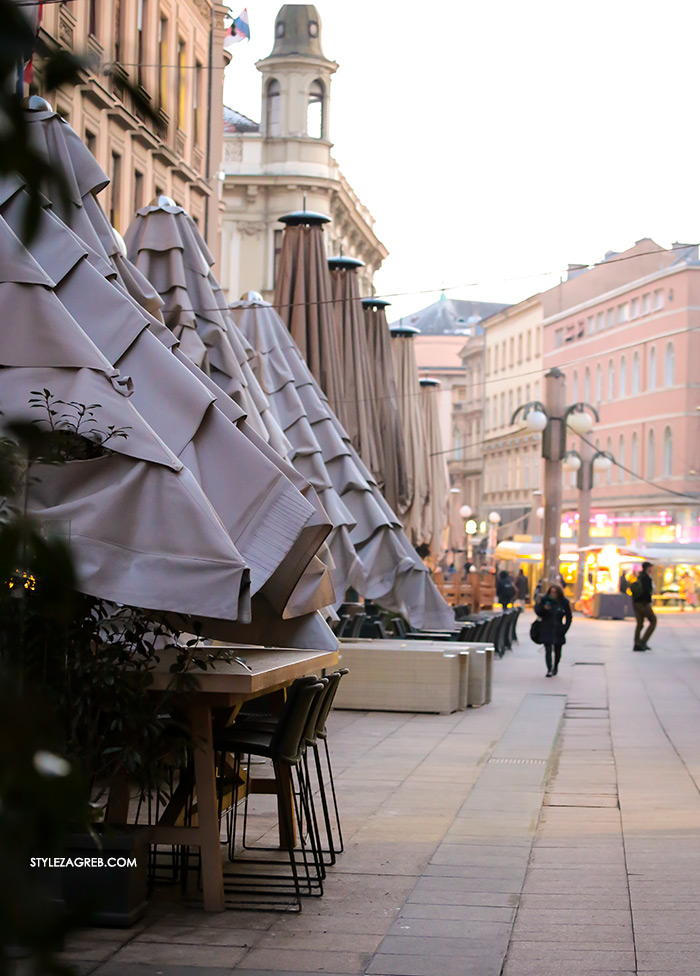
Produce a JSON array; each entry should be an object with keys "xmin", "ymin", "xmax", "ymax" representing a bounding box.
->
[{"xmin": 223, "ymin": 1, "xmax": 700, "ymax": 320}]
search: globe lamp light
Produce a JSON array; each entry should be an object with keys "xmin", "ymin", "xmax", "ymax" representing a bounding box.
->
[
  {"xmin": 459, "ymin": 504, "xmax": 473, "ymax": 519},
  {"xmin": 567, "ymin": 411, "xmax": 593, "ymax": 436},
  {"xmin": 523, "ymin": 409, "xmax": 548, "ymax": 433},
  {"xmin": 593, "ymin": 454, "xmax": 613, "ymax": 472},
  {"xmin": 563, "ymin": 454, "xmax": 582, "ymax": 472},
  {"xmin": 488, "ymin": 511, "xmax": 501, "ymax": 524},
  {"xmin": 536, "ymin": 506, "xmax": 545, "ymax": 520}
]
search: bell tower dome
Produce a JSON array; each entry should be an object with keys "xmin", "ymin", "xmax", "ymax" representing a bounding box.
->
[{"xmin": 256, "ymin": 4, "xmax": 338, "ymax": 143}]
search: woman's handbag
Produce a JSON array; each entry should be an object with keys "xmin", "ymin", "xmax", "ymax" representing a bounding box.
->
[{"xmin": 530, "ymin": 618, "xmax": 544, "ymax": 644}]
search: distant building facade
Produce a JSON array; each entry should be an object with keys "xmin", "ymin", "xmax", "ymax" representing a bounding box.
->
[
  {"xmin": 543, "ymin": 240, "xmax": 700, "ymax": 546},
  {"xmin": 482, "ymin": 295, "xmax": 544, "ymax": 532},
  {"xmin": 220, "ymin": 4, "xmax": 387, "ymax": 301},
  {"xmin": 31, "ymin": 0, "xmax": 227, "ymax": 255}
]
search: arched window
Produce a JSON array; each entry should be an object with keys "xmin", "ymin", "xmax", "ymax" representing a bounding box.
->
[
  {"xmin": 266, "ymin": 79, "xmax": 281, "ymax": 136},
  {"xmin": 608, "ymin": 360, "xmax": 615, "ymax": 400},
  {"xmin": 649, "ymin": 346, "xmax": 657, "ymax": 390},
  {"xmin": 632, "ymin": 351, "xmax": 640, "ymax": 394},
  {"xmin": 663, "ymin": 426, "xmax": 673, "ymax": 477},
  {"xmin": 453, "ymin": 428, "xmax": 463, "ymax": 461},
  {"xmin": 571, "ymin": 370, "xmax": 578, "ymax": 402},
  {"xmin": 647, "ymin": 429, "xmax": 655, "ymax": 480},
  {"xmin": 631, "ymin": 432, "xmax": 639, "ymax": 474},
  {"xmin": 619, "ymin": 356, "xmax": 627, "ymax": 396},
  {"xmin": 500, "ymin": 392, "xmax": 505, "ymax": 427},
  {"xmin": 306, "ymin": 79, "xmax": 324, "ymax": 138},
  {"xmin": 596, "ymin": 364, "xmax": 603, "ymax": 403},
  {"xmin": 618, "ymin": 435, "xmax": 625, "ymax": 482},
  {"xmin": 584, "ymin": 367, "xmax": 591, "ymax": 402},
  {"xmin": 665, "ymin": 342, "xmax": 675, "ymax": 386},
  {"xmin": 606, "ymin": 437, "xmax": 613, "ymax": 484}
]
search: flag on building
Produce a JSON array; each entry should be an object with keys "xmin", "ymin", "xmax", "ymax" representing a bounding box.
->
[{"xmin": 224, "ymin": 9, "xmax": 250, "ymax": 48}]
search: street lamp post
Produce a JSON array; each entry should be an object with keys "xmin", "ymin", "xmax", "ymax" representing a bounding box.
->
[
  {"xmin": 564, "ymin": 442, "xmax": 614, "ymax": 601},
  {"xmin": 459, "ymin": 504, "xmax": 475, "ymax": 563},
  {"xmin": 511, "ymin": 367, "xmax": 600, "ymax": 586},
  {"xmin": 487, "ymin": 511, "xmax": 501, "ymax": 567}
]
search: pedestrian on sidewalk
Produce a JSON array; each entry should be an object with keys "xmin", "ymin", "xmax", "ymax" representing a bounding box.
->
[
  {"xmin": 515, "ymin": 568, "xmax": 529, "ymax": 607},
  {"xmin": 534, "ymin": 584, "xmax": 572, "ymax": 677},
  {"xmin": 630, "ymin": 561, "xmax": 656, "ymax": 649},
  {"xmin": 496, "ymin": 570, "xmax": 516, "ymax": 608}
]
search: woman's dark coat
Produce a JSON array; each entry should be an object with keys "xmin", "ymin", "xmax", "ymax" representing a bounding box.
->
[{"xmin": 534, "ymin": 595, "xmax": 572, "ymax": 645}]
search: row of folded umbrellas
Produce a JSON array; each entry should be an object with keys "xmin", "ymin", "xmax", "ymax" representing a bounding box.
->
[{"xmin": 0, "ymin": 101, "xmax": 454, "ymax": 649}]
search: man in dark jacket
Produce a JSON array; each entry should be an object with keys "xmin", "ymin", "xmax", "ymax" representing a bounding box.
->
[
  {"xmin": 632, "ymin": 561, "xmax": 656, "ymax": 651},
  {"xmin": 496, "ymin": 570, "xmax": 516, "ymax": 607},
  {"xmin": 515, "ymin": 568, "xmax": 529, "ymax": 607}
]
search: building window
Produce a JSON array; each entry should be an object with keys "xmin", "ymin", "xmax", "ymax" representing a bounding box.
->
[
  {"xmin": 647, "ymin": 429, "xmax": 655, "ymax": 480},
  {"xmin": 618, "ymin": 435, "xmax": 625, "ymax": 482},
  {"xmin": 586, "ymin": 315, "xmax": 595, "ymax": 335},
  {"xmin": 273, "ymin": 228, "xmax": 284, "ymax": 285},
  {"xmin": 307, "ymin": 80, "xmax": 324, "ymax": 138},
  {"xmin": 137, "ymin": 0, "xmax": 147, "ymax": 87},
  {"xmin": 631, "ymin": 432, "xmax": 639, "ymax": 475},
  {"xmin": 617, "ymin": 303, "xmax": 629, "ymax": 324},
  {"xmin": 85, "ymin": 128, "xmax": 97, "ymax": 157},
  {"xmin": 653, "ymin": 288, "xmax": 664, "ymax": 310},
  {"xmin": 632, "ymin": 351, "xmax": 640, "ymax": 394},
  {"xmin": 606, "ymin": 308, "xmax": 615, "ymax": 329},
  {"xmin": 526, "ymin": 331, "xmax": 531, "ymax": 359},
  {"xmin": 584, "ymin": 367, "xmax": 591, "ymax": 402},
  {"xmin": 194, "ymin": 61, "xmax": 203, "ymax": 141},
  {"xmin": 109, "ymin": 151, "xmax": 121, "ymax": 230},
  {"xmin": 508, "ymin": 390, "xmax": 513, "ymax": 424},
  {"xmin": 266, "ymin": 79, "xmax": 281, "ymax": 136},
  {"xmin": 630, "ymin": 297, "xmax": 639, "ymax": 318},
  {"xmin": 501, "ymin": 341, "xmax": 506, "ymax": 370},
  {"xmin": 665, "ymin": 342, "xmax": 675, "ymax": 386},
  {"xmin": 114, "ymin": 0, "xmax": 124, "ymax": 63},
  {"xmin": 554, "ymin": 328, "xmax": 564, "ymax": 348},
  {"xmin": 517, "ymin": 334, "xmax": 523, "ymax": 363},
  {"xmin": 500, "ymin": 393, "xmax": 505, "ymax": 427},
  {"xmin": 453, "ymin": 429, "xmax": 463, "ymax": 461},
  {"xmin": 526, "ymin": 383, "xmax": 531, "ymax": 401},
  {"xmin": 534, "ymin": 381, "xmax": 540, "ymax": 401},
  {"xmin": 177, "ymin": 38, "xmax": 186, "ymax": 130},
  {"xmin": 158, "ymin": 15, "xmax": 168, "ymax": 113},
  {"xmin": 509, "ymin": 337, "xmax": 514, "ymax": 367},
  {"xmin": 596, "ymin": 311, "xmax": 604, "ymax": 332},
  {"xmin": 133, "ymin": 169, "xmax": 144, "ymax": 212},
  {"xmin": 642, "ymin": 292, "xmax": 651, "ymax": 314},
  {"xmin": 649, "ymin": 346, "xmax": 657, "ymax": 390},
  {"xmin": 596, "ymin": 364, "xmax": 603, "ymax": 403},
  {"xmin": 663, "ymin": 427, "xmax": 673, "ymax": 477},
  {"xmin": 607, "ymin": 360, "xmax": 615, "ymax": 400},
  {"xmin": 485, "ymin": 349, "xmax": 490, "ymax": 375},
  {"xmin": 89, "ymin": 0, "xmax": 98, "ymax": 37},
  {"xmin": 619, "ymin": 356, "xmax": 627, "ymax": 396},
  {"xmin": 484, "ymin": 397, "xmax": 489, "ymax": 431}
]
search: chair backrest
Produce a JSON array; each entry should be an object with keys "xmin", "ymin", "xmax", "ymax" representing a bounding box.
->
[
  {"xmin": 272, "ymin": 680, "xmax": 326, "ymax": 765},
  {"xmin": 315, "ymin": 669, "xmax": 349, "ymax": 740},
  {"xmin": 349, "ymin": 612, "xmax": 366, "ymax": 638},
  {"xmin": 393, "ymin": 617, "xmax": 407, "ymax": 637},
  {"xmin": 302, "ymin": 677, "xmax": 330, "ymax": 747}
]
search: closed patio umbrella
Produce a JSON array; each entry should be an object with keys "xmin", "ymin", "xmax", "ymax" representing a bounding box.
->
[
  {"xmin": 361, "ymin": 298, "xmax": 409, "ymax": 516},
  {"xmin": 391, "ymin": 324, "xmax": 430, "ymax": 546},
  {"xmin": 272, "ymin": 211, "xmax": 347, "ymax": 428},
  {"xmin": 327, "ymin": 256, "xmax": 382, "ymax": 483},
  {"xmin": 8, "ymin": 103, "xmax": 336, "ymax": 647},
  {"xmin": 419, "ymin": 378, "xmax": 449, "ymax": 560},
  {"xmin": 232, "ymin": 295, "xmax": 455, "ymax": 629},
  {"xmin": 0, "ymin": 215, "xmax": 252, "ymax": 622}
]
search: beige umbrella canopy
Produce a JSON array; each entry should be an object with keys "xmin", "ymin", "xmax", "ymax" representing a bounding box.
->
[
  {"xmin": 272, "ymin": 212, "xmax": 348, "ymax": 428},
  {"xmin": 419, "ymin": 378, "xmax": 449, "ymax": 560},
  {"xmin": 8, "ymin": 103, "xmax": 336, "ymax": 647},
  {"xmin": 361, "ymin": 298, "xmax": 409, "ymax": 517},
  {"xmin": 391, "ymin": 324, "xmax": 430, "ymax": 546},
  {"xmin": 232, "ymin": 296, "xmax": 456, "ymax": 630},
  {"xmin": 0, "ymin": 215, "xmax": 252, "ymax": 622},
  {"xmin": 327, "ymin": 256, "xmax": 382, "ymax": 484}
]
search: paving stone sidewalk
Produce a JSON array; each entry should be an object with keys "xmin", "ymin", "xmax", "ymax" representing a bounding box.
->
[{"xmin": 63, "ymin": 612, "xmax": 700, "ymax": 976}]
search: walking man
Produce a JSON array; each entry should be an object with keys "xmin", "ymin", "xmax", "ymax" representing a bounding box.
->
[
  {"xmin": 631, "ymin": 561, "xmax": 656, "ymax": 651},
  {"xmin": 515, "ymin": 568, "xmax": 529, "ymax": 608}
]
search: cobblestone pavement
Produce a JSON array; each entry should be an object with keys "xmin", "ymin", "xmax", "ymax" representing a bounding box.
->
[{"xmin": 63, "ymin": 611, "xmax": 700, "ymax": 975}]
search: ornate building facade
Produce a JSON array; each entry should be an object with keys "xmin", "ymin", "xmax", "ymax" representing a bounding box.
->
[
  {"xmin": 219, "ymin": 4, "xmax": 387, "ymax": 301},
  {"xmin": 30, "ymin": 0, "xmax": 227, "ymax": 256}
]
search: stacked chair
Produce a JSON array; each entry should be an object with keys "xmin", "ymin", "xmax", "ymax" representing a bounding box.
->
[{"xmin": 213, "ymin": 670, "xmax": 348, "ymax": 911}]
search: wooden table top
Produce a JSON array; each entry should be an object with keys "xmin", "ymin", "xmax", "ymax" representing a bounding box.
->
[{"xmin": 148, "ymin": 645, "xmax": 339, "ymax": 696}]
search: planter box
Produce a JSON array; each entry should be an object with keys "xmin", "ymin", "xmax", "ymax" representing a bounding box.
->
[{"xmin": 60, "ymin": 825, "xmax": 151, "ymax": 927}]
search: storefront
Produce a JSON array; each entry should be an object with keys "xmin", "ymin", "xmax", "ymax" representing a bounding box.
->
[{"xmin": 494, "ymin": 540, "xmax": 579, "ymax": 600}]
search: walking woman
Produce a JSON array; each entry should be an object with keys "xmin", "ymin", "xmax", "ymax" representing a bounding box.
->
[{"xmin": 535, "ymin": 584, "xmax": 572, "ymax": 677}]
